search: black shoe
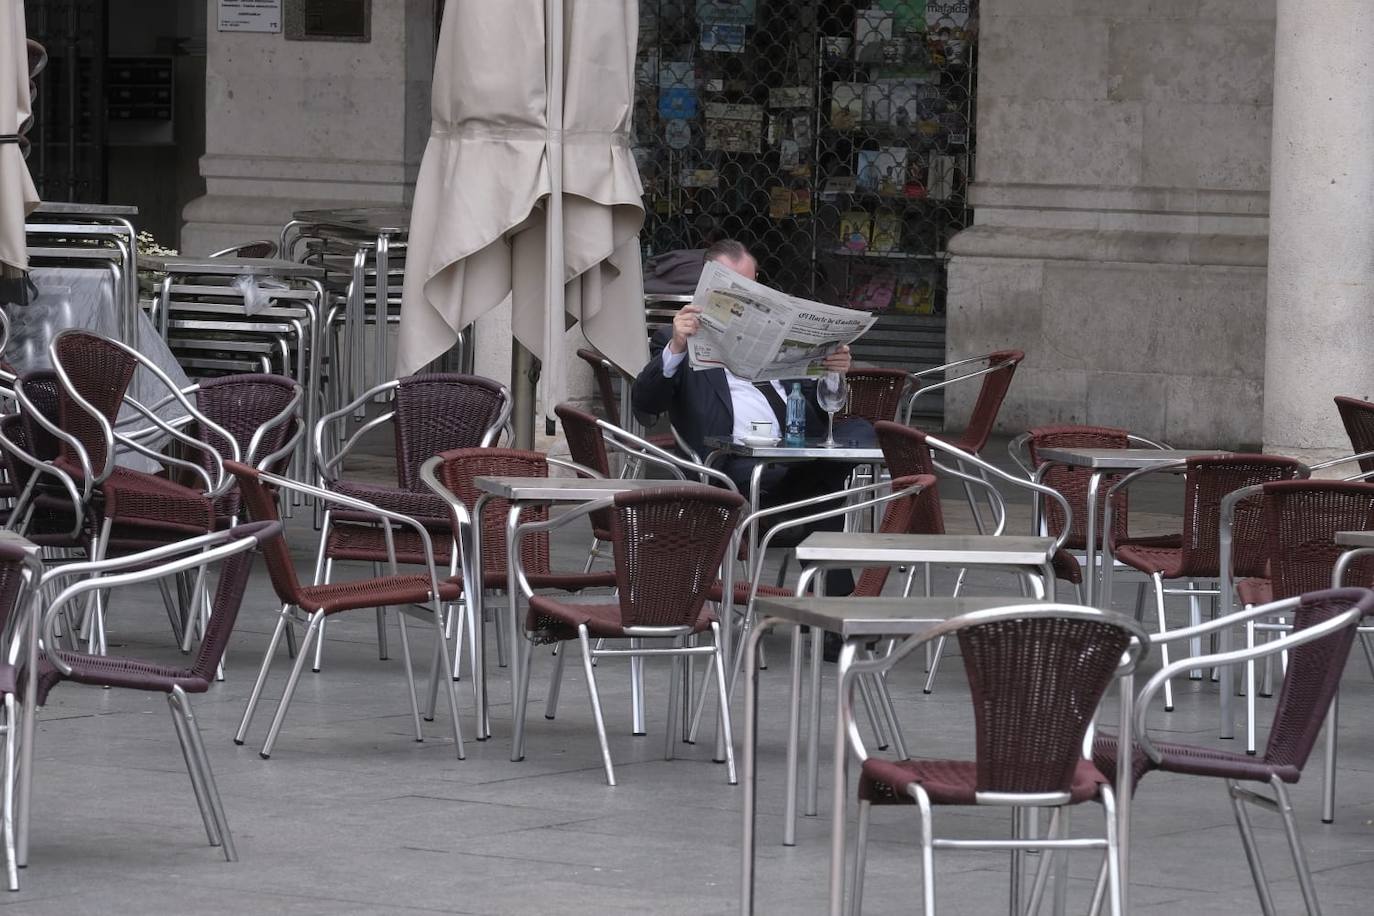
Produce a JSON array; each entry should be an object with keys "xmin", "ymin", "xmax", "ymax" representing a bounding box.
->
[{"xmin": 822, "ymin": 632, "xmax": 843, "ymax": 663}]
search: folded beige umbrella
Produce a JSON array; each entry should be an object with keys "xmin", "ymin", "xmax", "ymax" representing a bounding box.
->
[
  {"xmin": 1, "ymin": 0, "xmax": 39, "ymax": 274},
  {"xmin": 398, "ymin": 0, "xmax": 648, "ymax": 411}
]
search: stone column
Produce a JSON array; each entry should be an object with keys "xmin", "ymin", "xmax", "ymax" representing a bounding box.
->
[
  {"xmin": 1262, "ymin": 0, "xmax": 1374, "ymax": 464},
  {"xmin": 180, "ymin": 2, "xmax": 435, "ymax": 254}
]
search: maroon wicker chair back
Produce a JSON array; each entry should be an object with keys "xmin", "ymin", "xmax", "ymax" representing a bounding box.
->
[
  {"xmin": 875, "ymin": 421, "xmax": 946, "ymax": 537},
  {"xmin": 953, "ymin": 349, "xmax": 1024, "ymax": 454},
  {"xmin": 0, "ymin": 542, "xmax": 31, "ymax": 637},
  {"xmin": 608, "ymin": 485, "xmax": 743, "ymax": 629},
  {"xmin": 1171, "ymin": 455, "xmax": 1302, "ymax": 579},
  {"xmin": 52, "ymin": 331, "xmax": 137, "ymax": 474},
  {"xmin": 1261, "ymin": 479, "xmax": 1374, "ymax": 599},
  {"xmin": 224, "ymin": 461, "xmax": 305, "ymax": 603},
  {"xmin": 433, "ymin": 448, "xmax": 552, "ymax": 578},
  {"xmin": 193, "ymin": 374, "xmax": 299, "ymax": 466},
  {"xmin": 841, "ymin": 368, "xmax": 910, "ymax": 423},
  {"xmin": 959, "ymin": 613, "xmax": 1130, "ymax": 794},
  {"xmin": 393, "ymin": 374, "xmax": 506, "ymax": 492},
  {"xmin": 1335, "ymin": 396, "xmax": 1374, "ymax": 475},
  {"xmin": 17, "ymin": 369, "xmax": 62, "ymax": 463},
  {"xmin": 576, "ymin": 348, "xmax": 622, "ymax": 420},
  {"xmin": 188, "ymin": 545, "xmax": 260, "ymax": 682},
  {"xmin": 554, "ymin": 402, "xmax": 616, "ymax": 538},
  {"xmin": 1262, "ymin": 589, "xmax": 1369, "ymax": 770},
  {"xmin": 854, "ymin": 474, "xmax": 937, "ymax": 598},
  {"xmin": 1026, "ymin": 425, "xmax": 1131, "ymax": 551}
]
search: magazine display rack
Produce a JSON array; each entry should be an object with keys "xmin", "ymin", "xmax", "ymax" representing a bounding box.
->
[{"xmin": 634, "ymin": 1, "xmax": 976, "ymax": 417}]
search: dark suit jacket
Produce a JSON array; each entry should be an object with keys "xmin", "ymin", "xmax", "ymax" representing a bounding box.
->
[{"xmin": 632, "ymin": 328, "xmax": 824, "ymax": 460}]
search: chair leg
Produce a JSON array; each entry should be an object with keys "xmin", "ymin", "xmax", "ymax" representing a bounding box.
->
[
  {"xmin": 664, "ymin": 645, "xmax": 682, "ymax": 762},
  {"xmin": 394, "ymin": 609, "xmax": 424, "ymax": 742},
  {"xmin": 1272, "ymin": 777, "xmax": 1322, "ymax": 915},
  {"xmin": 1025, "ymin": 808, "xmax": 1061, "ymax": 916},
  {"xmin": 545, "ymin": 642, "xmax": 567, "ymax": 720},
  {"xmin": 1322, "ymin": 693, "xmax": 1338, "ymax": 824},
  {"xmin": 171, "ymin": 686, "xmax": 236, "ymax": 862},
  {"xmin": 2, "ymin": 695, "xmax": 18, "ymax": 891},
  {"xmin": 922, "ymin": 635, "xmax": 946, "ymax": 694},
  {"xmin": 235, "ymin": 606, "xmax": 292, "ymax": 745},
  {"xmin": 1188, "ymin": 583, "xmax": 1204, "ymax": 680},
  {"xmin": 308, "ymin": 531, "xmax": 333, "ymax": 672},
  {"xmin": 167, "ymin": 690, "xmax": 225, "ymax": 851},
  {"xmin": 1151, "ymin": 573, "xmax": 1174, "ymax": 711},
  {"xmin": 916, "ymin": 786, "xmax": 936, "ymax": 915},
  {"xmin": 513, "ymin": 638, "xmax": 536, "ymax": 761},
  {"xmin": 1228, "ymin": 780, "xmax": 1278, "ymax": 916},
  {"xmin": 1246, "ymin": 619, "xmax": 1259, "ymax": 755},
  {"xmin": 577, "ymin": 625, "xmax": 616, "ymax": 786},
  {"xmin": 632, "ymin": 639, "xmax": 647, "ymax": 736},
  {"xmin": 376, "ymin": 607, "xmax": 389, "ymax": 661},
  {"xmin": 711, "ymin": 622, "xmax": 738, "ymax": 785},
  {"xmin": 849, "ymin": 799, "xmax": 872, "ymax": 916},
  {"xmin": 261, "ymin": 610, "xmax": 326, "ymax": 759}
]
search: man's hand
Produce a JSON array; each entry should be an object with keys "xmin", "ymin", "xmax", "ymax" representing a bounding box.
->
[
  {"xmin": 822, "ymin": 344, "xmax": 852, "ymax": 374},
  {"xmin": 668, "ymin": 303, "xmax": 702, "ymax": 354}
]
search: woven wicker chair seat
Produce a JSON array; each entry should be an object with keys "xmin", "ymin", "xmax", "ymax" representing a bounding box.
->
[
  {"xmin": 445, "ymin": 570, "xmax": 616, "ymax": 594},
  {"xmin": 326, "ymin": 522, "xmax": 454, "ymax": 566},
  {"xmin": 708, "ymin": 580, "xmax": 793, "ymax": 606},
  {"xmin": 859, "ymin": 757, "xmax": 1109, "ymax": 807},
  {"xmin": 1092, "ymin": 733, "xmax": 1298, "ymax": 788},
  {"xmin": 330, "ymin": 479, "xmax": 452, "ymax": 527},
  {"xmin": 54, "ymin": 460, "xmax": 214, "ymax": 534},
  {"xmin": 1237, "ymin": 577, "xmax": 1274, "ymax": 607},
  {"xmin": 526, "ymin": 597, "xmax": 716, "ymax": 642},
  {"xmin": 297, "ymin": 575, "xmax": 460, "ymax": 616},
  {"xmin": 34, "ymin": 652, "xmax": 210, "ymax": 705},
  {"xmin": 1112, "ymin": 537, "xmax": 1197, "ymax": 577}
]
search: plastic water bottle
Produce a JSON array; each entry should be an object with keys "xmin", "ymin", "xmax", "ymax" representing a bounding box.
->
[{"xmin": 784, "ymin": 382, "xmax": 807, "ymax": 446}]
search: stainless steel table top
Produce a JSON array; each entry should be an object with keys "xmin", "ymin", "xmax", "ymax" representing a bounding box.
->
[
  {"xmin": 141, "ymin": 255, "xmax": 327, "ymax": 279},
  {"xmin": 31, "ymin": 202, "xmax": 138, "ymax": 217},
  {"xmin": 472, "ymin": 476, "xmax": 705, "ymax": 502},
  {"xmin": 1335, "ymin": 531, "xmax": 1374, "ymax": 548},
  {"xmin": 796, "ymin": 531, "xmax": 1058, "ymax": 566},
  {"xmin": 753, "ymin": 595, "xmax": 1052, "ymax": 637},
  {"xmin": 292, "ymin": 206, "xmax": 410, "ymax": 235},
  {"xmin": 704, "ymin": 436, "xmax": 883, "ymax": 462},
  {"xmin": 1036, "ymin": 447, "xmax": 1231, "ymax": 471}
]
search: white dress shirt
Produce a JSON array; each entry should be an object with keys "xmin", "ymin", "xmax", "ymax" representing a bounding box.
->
[{"xmin": 661, "ymin": 346, "xmax": 794, "ymax": 441}]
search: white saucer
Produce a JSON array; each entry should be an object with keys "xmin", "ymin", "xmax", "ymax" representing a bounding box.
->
[{"xmin": 741, "ymin": 435, "xmax": 782, "ymax": 447}]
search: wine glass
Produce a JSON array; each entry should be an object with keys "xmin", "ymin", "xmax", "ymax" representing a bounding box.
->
[{"xmin": 816, "ymin": 371, "xmax": 848, "ymax": 447}]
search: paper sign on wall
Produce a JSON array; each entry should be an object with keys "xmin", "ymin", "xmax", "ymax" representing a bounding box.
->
[{"xmin": 219, "ymin": 0, "xmax": 283, "ymax": 33}]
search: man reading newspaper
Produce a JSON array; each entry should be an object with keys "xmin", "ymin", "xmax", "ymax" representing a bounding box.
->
[{"xmin": 632, "ymin": 240, "xmax": 875, "ymax": 611}]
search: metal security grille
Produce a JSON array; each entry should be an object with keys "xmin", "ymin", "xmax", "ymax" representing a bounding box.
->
[
  {"xmin": 22, "ymin": 0, "xmax": 108, "ymax": 203},
  {"xmin": 634, "ymin": 0, "xmax": 976, "ymax": 416}
]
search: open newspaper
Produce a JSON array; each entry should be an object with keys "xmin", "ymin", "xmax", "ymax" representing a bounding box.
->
[{"xmin": 686, "ymin": 260, "xmax": 877, "ymax": 382}]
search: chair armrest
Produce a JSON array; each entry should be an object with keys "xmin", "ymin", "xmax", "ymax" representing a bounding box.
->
[
  {"xmin": 259, "ymin": 469, "xmax": 444, "ymax": 597},
  {"xmin": 312, "ymin": 379, "xmax": 399, "ymax": 481},
  {"xmin": 1099, "ymin": 459, "xmax": 1187, "ymax": 556},
  {"xmin": 1132, "ymin": 594, "xmax": 1368, "ymax": 764},
  {"xmin": 15, "ymin": 377, "xmax": 96, "ymax": 499},
  {"xmin": 40, "ymin": 522, "xmax": 280, "ymax": 675},
  {"xmin": 508, "ymin": 497, "xmax": 617, "ymax": 599},
  {"xmin": 925, "ymin": 433, "xmax": 1072, "ymax": 550},
  {"xmin": 598, "ymin": 419, "xmax": 736, "ymax": 490},
  {"xmin": 0, "ymin": 426, "xmax": 84, "ymax": 543}
]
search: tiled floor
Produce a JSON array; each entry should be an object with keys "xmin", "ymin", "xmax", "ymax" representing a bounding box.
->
[{"xmin": 7, "ymin": 439, "xmax": 1374, "ymax": 914}]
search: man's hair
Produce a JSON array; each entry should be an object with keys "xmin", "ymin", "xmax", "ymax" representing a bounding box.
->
[{"xmin": 704, "ymin": 238, "xmax": 751, "ymax": 264}]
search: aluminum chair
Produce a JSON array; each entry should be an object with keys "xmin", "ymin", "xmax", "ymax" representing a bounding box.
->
[
  {"xmin": 1334, "ymin": 395, "xmax": 1374, "ymax": 476},
  {"xmin": 845, "ymin": 604, "xmax": 1149, "ymax": 916},
  {"xmin": 1100, "ymin": 455, "xmax": 1303, "ymax": 710},
  {"xmin": 226, "ymin": 462, "xmax": 466, "ymax": 759},
  {"xmin": 310, "ymin": 373, "xmax": 510, "ymax": 672},
  {"xmin": 208, "ymin": 240, "xmax": 280, "ymax": 259},
  {"xmin": 509, "ymin": 484, "xmax": 745, "ymax": 786},
  {"xmin": 1092, "ymin": 588, "xmax": 1374, "ymax": 916},
  {"xmin": 14, "ymin": 522, "xmax": 279, "ymax": 871},
  {"xmin": 840, "ymin": 368, "xmax": 911, "ymax": 423},
  {"xmin": 0, "ymin": 538, "xmax": 40, "ymax": 890},
  {"xmin": 418, "ymin": 447, "xmax": 617, "ymax": 688}
]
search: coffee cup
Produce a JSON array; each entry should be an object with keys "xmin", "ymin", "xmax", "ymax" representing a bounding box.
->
[{"xmin": 749, "ymin": 420, "xmax": 774, "ymax": 438}]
